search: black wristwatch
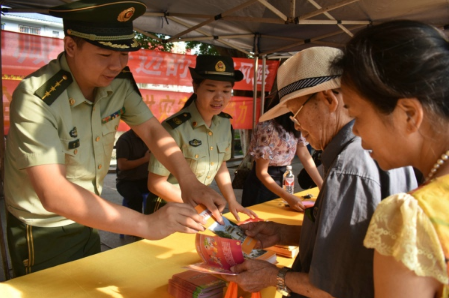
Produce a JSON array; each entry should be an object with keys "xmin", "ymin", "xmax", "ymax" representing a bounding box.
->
[{"xmin": 276, "ymin": 267, "xmax": 292, "ymax": 296}]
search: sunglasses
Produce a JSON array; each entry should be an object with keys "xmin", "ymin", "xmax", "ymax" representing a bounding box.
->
[{"xmin": 289, "ymin": 93, "xmax": 316, "ymax": 126}]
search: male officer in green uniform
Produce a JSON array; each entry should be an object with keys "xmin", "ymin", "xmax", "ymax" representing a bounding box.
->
[{"xmin": 4, "ymin": 0, "xmax": 225, "ymax": 277}]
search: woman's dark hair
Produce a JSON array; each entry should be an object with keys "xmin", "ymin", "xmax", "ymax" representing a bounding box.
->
[
  {"xmin": 182, "ymin": 79, "xmax": 204, "ymax": 108},
  {"xmin": 331, "ymin": 20, "xmax": 449, "ymax": 119},
  {"xmin": 266, "ymin": 91, "xmax": 300, "ymax": 138},
  {"xmin": 182, "ymin": 79, "xmax": 235, "ymax": 109}
]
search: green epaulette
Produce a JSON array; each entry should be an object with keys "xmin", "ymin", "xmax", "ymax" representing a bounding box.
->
[
  {"xmin": 218, "ymin": 112, "xmax": 233, "ymax": 119},
  {"xmin": 166, "ymin": 113, "xmax": 191, "ymax": 129},
  {"xmin": 116, "ymin": 66, "xmax": 141, "ymax": 96},
  {"xmin": 34, "ymin": 70, "xmax": 73, "ymax": 106}
]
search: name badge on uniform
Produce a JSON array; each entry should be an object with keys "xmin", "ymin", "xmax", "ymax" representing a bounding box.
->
[
  {"xmin": 189, "ymin": 139, "xmax": 202, "ymax": 147},
  {"xmin": 68, "ymin": 139, "xmax": 80, "ymax": 149}
]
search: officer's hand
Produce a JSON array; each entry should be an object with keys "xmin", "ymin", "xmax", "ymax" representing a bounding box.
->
[
  {"xmin": 227, "ymin": 200, "xmax": 258, "ymax": 222},
  {"xmin": 181, "ymin": 181, "xmax": 226, "ymax": 224},
  {"xmin": 239, "ymin": 221, "xmax": 282, "ymax": 249},
  {"xmin": 222, "ymin": 260, "xmax": 278, "ymax": 293},
  {"xmin": 146, "ymin": 202, "xmax": 205, "ymax": 240}
]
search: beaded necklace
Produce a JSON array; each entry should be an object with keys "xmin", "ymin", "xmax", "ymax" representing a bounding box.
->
[{"xmin": 425, "ymin": 150, "xmax": 449, "ymax": 182}]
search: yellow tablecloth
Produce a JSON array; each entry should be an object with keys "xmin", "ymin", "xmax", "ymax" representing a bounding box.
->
[{"xmin": 0, "ymin": 188, "xmax": 318, "ymax": 298}]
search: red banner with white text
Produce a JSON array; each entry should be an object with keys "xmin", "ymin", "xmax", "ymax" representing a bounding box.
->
[{"xmin": 1, "ymin": 31, "xmax": 278, "ymax": 134}]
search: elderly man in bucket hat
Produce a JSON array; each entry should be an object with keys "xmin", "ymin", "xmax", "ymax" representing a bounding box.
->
[
  {"xmin": 4, "ymin": 0, "xmax": 226, "ymax": 277},
  {"xmin": 224, "ymin": 47, "xmax": 417, "ymax": 298}
]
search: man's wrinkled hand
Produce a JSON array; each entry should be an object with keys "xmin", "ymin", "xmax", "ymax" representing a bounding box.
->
[
  {"xmin": 222, "ymin": 260, "xmax": 278, "ymax": 293},
  {"xmin": 239, "ymin": 221, "xmax": 281, "ymax": 249}
]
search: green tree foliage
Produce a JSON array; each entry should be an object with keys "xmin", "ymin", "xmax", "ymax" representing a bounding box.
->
[
  {"xmin": 134, "ymin": 32, "xmax": 174, "ymax": 52},
  {"xmin": 135, "ymin": 31, "xmax": 222, "ymax": 55},
  {"xmin": 185, "ymin": 41, "xmax": 220, "ymax": 56}
]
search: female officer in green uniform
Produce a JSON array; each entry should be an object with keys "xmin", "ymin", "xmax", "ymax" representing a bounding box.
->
[{"xmin": 148, "ymin": 55, "xmax": 257, "ymax": 221}]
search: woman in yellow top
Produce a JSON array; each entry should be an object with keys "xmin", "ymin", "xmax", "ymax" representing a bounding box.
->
[
  {"xmin": 331, "ymin": 20, "xmax": 449, "ymax": 298},
  {"xmin": 148, "ymin": 55, "xmax": 256, "ymax": 221}
]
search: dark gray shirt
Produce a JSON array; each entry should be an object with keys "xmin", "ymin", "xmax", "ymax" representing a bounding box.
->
[
  {"xmin": 116, "ymin": 130, "xmax": 149, "ymax": 183},
  {"xmin": 291, "ymin": 120, "xmax": 417, "ymax": 298}
]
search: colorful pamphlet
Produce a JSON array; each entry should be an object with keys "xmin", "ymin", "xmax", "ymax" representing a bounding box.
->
[
  {"xmin": 302, "ymin": 199, "xmax": 315, "ymax": 208},
  {"xmin": 188, "ymin": 205, "xmax": 277, "ymax": 275}
]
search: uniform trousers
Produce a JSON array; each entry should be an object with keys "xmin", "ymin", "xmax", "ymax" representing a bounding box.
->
[{"xmin": 7, "ymin": 212, "xmax": 100, "ymax": 277}]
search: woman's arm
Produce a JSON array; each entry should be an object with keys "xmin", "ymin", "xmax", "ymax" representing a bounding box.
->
[
  {"xmin": 254, "ymin": 158, "xmax": 304, "ymax": 211},
  {"xmin": 147, "ymin": 172, "xmax": 183, "ymax": 203},
  {"xmin": 373, "ymin": 251, "xmax": 441, "ymax": 298},
  {"xmin": 296, "ymin": 144, "xmax": 323, "ymax": 189},
  {"xmin": 214, "ymin": 162, "xmax": 257, "ymax": 221}
]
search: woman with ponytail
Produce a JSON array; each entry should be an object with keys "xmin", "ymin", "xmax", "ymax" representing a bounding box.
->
[{"xmin": 147, "ymin": 55, "xmax": 256, "ymax": 221}]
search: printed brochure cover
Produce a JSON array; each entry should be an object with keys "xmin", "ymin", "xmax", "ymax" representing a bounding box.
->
[{"xmin": 187, "ymin": 206, "xmax": 276, "ymax": 275}]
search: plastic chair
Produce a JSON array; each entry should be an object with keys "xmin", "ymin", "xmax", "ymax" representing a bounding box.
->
[{"xmin": 119, "ymin": 192, "xmax": 149, "ymax": 239}]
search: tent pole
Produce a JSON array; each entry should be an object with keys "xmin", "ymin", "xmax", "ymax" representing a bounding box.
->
[
  {"xmin": 260, "ymin": 56, "xmax": 267, "ymax": 115},
  {"xmin": 0, "ymin": 13, "xmax": 12, "ymax": 280},
  {"xmin": 252, "ymin": 56, "xmax": 259, "ymax": 130}
]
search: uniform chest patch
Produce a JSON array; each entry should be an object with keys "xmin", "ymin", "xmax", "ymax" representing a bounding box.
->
[
  {"xmin": 189, "ymin": 139, "xmax": 202, "ymax": 147},
  {"xmin": 69, "ymin": 127, "xmax": 78, "ymax": 138}
]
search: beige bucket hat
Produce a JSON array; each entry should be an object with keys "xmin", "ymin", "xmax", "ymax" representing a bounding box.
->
[{"xmin": 260, "ymin": 46, "xmax": 343, "ymax": 122}]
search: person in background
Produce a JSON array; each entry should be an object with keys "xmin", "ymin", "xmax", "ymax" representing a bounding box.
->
[
  {"xmin": 116, "ymin": 129, "xmax": 150, "ymax": 213},
  {"xmin": 147, "ymin": 55, "xmax": 256, "ymax": 221},
  {"xmin": 223, "ymin": 46, "xmax": 417, "ymax": 298},
  {"xmin": 331, "ymin": 20, "xmax": 449, "ymax": 298},
  {"xmin": 241, "ymin": 91, "xmax": 323, "ymax": 211},
  {"xmin": 4, "ymin": 0, "xmax": 225, "ymax": 278}
]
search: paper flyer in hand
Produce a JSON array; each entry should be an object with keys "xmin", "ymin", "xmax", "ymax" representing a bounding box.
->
[
  {"xmin": 302, "ymin": 200, "xmax": 315, "ymax": 208},
  {"xmin": 187, "ymin": 205, "xmax": 277, "ymax": 275}
]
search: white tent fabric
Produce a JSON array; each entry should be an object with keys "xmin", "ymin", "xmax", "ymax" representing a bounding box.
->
[{"xmin": 2, "ymin": 0, "xmax": 448, "ymax": 57}]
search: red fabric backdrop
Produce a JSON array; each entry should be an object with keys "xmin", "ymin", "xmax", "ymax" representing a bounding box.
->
[{"xmin": 1, "ymin": 31, "xmax": 278, "ymax": 134}]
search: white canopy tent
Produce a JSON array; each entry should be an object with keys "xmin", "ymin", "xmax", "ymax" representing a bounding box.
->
[
  {"xmin": 2, "ymin": 0, "xmax": 448, "ymax": 56},
  {"xmin": 0, "ymin": 0, "xmax": 448, "ymax": 279},
  {"xmin": 2, "ymin": 0, "xmax": 448, "ymax": 127}
]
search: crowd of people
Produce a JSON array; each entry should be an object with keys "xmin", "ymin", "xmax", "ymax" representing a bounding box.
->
[{"xmin": 2, "ymin": 0, "xmax": 448, "ymax": 297}]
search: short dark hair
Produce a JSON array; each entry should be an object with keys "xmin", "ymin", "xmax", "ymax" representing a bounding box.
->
[
  {"xmin": 67, "ymin": 35, "xmax": 86, "ymax": 48},
  {"xmin": 331, "ymin": 20, "xmax": 449, "ymax": 119}
]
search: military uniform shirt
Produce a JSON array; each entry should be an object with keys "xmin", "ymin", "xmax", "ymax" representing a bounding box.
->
[
  {"xmin": 149, "ymin": 102, "xmax": 232, "ymax": 186},
  {"xmin": 5, "ymin": 52, "xmax": 153, "ymax": 227}
]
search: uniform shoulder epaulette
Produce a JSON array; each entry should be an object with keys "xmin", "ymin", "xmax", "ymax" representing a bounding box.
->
[
  {"xmin": 218, "ymin": 112, "xmax": 232, "ymax": 119},
  {"xmin": 34, "ymin": 70, "xmax": 73, "ymax": 106},
  {"xmin": 116, "ymin": 66, "xmax": 141, "ymax": 96},
  {"xmin": 165, "ymin": 112, "xmax": 191, "ymax": 129}
]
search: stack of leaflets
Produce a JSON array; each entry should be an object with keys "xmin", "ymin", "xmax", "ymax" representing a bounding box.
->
[
  {"xmin": 266, "ymin": 245, "xmax": 299, "ymax": 258},
  {"xmin": 186, "ymin": 206, "xmax": 277, "ymax": 275},
  {"xmin": 168, "ymin": 270, "xmax": 226, "ymax": 298}
]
